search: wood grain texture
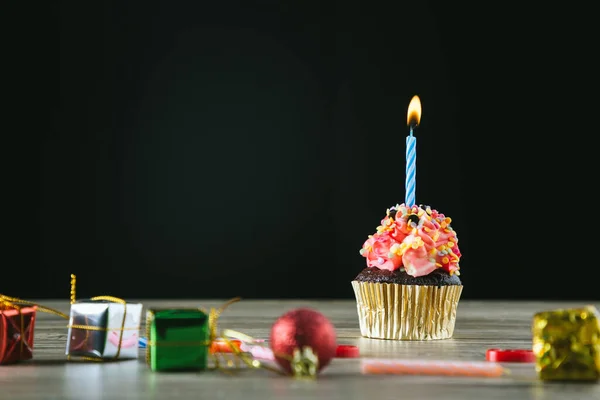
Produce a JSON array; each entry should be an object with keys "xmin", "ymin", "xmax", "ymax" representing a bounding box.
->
[{"xmin": 2, "ymin": 300, "xmax": 599, "ymax": 400}]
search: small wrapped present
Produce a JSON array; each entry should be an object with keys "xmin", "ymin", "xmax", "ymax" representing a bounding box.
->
[
  {"xmin": 0, "ymin": 303, "xmax": 37, "ymax": 365},
  {"xmin": 532, "ymin": 305, "xmax": 600, "ymax": 381},
  {"xmin": 146, "ymin": 308, "xmax": 210, "ymax": 371},
  {"xmin": 66, "ymin": 297, "xmax": 142, "ymax": 361}
]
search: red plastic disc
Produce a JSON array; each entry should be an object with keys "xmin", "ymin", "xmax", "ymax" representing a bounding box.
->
[
  {"xmin": 335, "ymin": 345, "xmax": 360, "ymax": 358},
  {"xmin": 486, "ymin": 348, "xmax": 535, "ymax": 363}
]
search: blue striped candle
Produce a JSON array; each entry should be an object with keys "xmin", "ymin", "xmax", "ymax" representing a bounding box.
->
[
  {"xmin": 405, "ymin": 128, "xmax": 416, "ymax": 207},
  {"xmin": 405, "ymin": 95, "xmax": 421, "ymax": 207}
]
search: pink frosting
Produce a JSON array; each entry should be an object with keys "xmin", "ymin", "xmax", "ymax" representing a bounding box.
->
[
  {"xmin": 359, "ymin": 204, "xmax": 461, "ymax": 277},
  {"xmin": 362, "ymin": 234, "xmax": 402, "ymax": 271}
]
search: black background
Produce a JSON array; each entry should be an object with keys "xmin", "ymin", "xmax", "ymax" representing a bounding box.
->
[{"xmin": 5, "ymin": 1, "xmax": 597, "ymax": 300}]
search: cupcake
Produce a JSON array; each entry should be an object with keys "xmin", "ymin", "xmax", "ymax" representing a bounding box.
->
[{"xmin": 351, "ymin": 203, "xmax": 463, "ymax": 340}]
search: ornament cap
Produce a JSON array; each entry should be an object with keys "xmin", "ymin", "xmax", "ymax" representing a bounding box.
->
[{"xmin": 291, "ymin": 346, "xmax": 319, "ymax": 379}]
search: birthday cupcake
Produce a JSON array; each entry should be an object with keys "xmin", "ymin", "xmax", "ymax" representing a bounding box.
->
[{"xmin": 351, "ymin": 203, "xmax": 463, "ymax": 340}]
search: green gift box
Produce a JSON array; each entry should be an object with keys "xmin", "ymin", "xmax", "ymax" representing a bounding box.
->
[{"xmin": 146, "ymin": 308, "xmax": 210, "ymax": 371}]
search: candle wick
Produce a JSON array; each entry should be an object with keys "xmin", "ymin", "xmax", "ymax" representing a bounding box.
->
[{"xmin": 408, "ymin": 122, "xmax": 419, "ymax": 136}]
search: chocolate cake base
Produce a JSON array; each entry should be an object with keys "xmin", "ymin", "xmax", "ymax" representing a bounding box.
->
[{"xmin": 354, "ymin": 267, "xmax": 461, "ymax": 286}]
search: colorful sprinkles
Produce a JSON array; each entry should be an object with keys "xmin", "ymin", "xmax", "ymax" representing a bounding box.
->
[{"xmin": 359, "ymin": 204, "xmax": 461, "ymax": 276}]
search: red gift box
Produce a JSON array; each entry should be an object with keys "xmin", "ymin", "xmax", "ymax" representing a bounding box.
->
[{"xmin": 0, "ymin": 305, "xmax": 37, "ymax": 364}]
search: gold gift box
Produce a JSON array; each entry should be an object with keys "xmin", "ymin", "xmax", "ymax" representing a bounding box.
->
[{"xmin": 532, "ymin": 305, "xmax": 600, "ymax": 381}]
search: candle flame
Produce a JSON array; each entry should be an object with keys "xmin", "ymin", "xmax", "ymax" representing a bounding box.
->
[{"xmin": 407, "ymin": 95, "xmax": 422, "ymax": 127}]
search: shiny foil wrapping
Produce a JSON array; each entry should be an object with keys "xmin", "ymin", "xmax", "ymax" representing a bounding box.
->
[
  {"xmin": 0, "ymin": 305, "xmax": 37, "ymax": 364},
  {"xmin": 66, "ymin": 300, "xmax": 143, "ymax": 360},
  {"xmin": 532, "ymin": 305, "xmax": 600, "ymax": 381},
  {"xmin": 351, "ymin": 281, "xmax": 462, "ymax": 340},
  {"xmin": 146, "ymin": 308, "xmax": 209, "ymax": 371}
]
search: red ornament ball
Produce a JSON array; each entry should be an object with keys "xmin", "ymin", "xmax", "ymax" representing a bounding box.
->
[{"xmin": 269, "ymin": 307, "xmax": 337, "ymax": 375}]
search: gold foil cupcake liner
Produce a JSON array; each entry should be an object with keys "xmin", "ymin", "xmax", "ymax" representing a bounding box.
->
[{"xmin": 351, "ymin": 281, "xmax": 462, "ymax": 340}]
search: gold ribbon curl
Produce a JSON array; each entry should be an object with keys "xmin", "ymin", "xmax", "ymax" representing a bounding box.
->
[
  {"xmin": 205, "ymin": 298, "xmax": 285, "ymax": 374},
  {"xmin": 205, "ymin": 296, "xmax": 244, "ymax": 371},
  {"xmin": 222, "ymin": 329, "xmax": 318, "ymax": 378}
]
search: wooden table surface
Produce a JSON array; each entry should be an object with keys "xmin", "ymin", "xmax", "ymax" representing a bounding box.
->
[{"xmin": 2, "ymin": 299, "xmax": 599, "ymax": 400}]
